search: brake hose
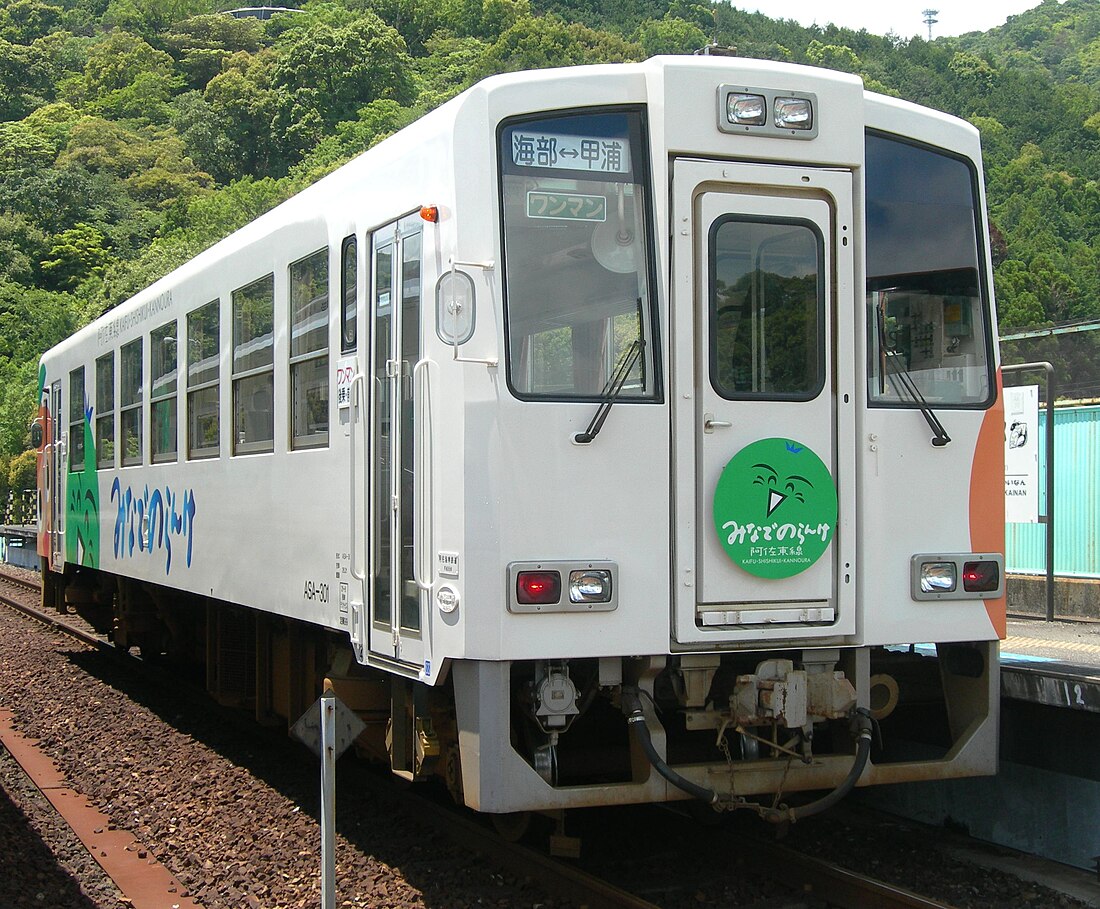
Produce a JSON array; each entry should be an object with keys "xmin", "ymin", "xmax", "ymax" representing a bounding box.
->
[{"xmin": 621, "ymin": 686, "xmax": 874, "ymax": 822}]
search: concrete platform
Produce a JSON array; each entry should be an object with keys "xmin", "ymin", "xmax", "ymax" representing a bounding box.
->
[
  {"xmin": 862, "ymin": 618, "xmax": 1100, "ymax": 873},
  {"xmin": 1003, "ymin": 617, "xmax": 1100, "ymax": 713},
  {"xmin": 0, "ymin": 525, "xmax": 37, "ymax": 571}
]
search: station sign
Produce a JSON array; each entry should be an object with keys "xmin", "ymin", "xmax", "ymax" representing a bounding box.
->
[{"xmin": 1004, "ymin": 385, "xmax": 1039, "ymax": 524}]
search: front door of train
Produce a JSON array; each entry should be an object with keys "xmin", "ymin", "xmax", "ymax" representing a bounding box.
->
[
  {"xmin": 671, "ymin": 159, "xmax": 856, "ymax": 645},
  {"xmin": 368, "ymin": 215, "xmax": 426, "ymax": 667}
]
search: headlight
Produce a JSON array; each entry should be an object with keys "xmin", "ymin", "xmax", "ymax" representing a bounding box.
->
[
  {"xmin": 726, "ymin": 92, "xmax": 766, "ymax": 126},
  {"xmin": 569, "ymin": 569, "xmax": 613, "ymax": 604},
  {"xmin": 920, "ymin": 561, "xmax": 957, "ymax": 593},
  {"xmin": 716, "ymin": 86, "xmax": 817, "ymax": 139},
  {"xmin": 774, "ymin": 96, "xmax": 814, "ymax": 130}
]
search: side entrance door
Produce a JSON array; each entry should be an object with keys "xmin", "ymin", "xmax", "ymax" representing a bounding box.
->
[
  {"xmin": 369, "ymin": 215, "xmax": 426, "ymax": 667},
  {"xmin": 671, "ymin": 159, "xmax": 856, "ymax": 646},
  {"xmin": 46, "ymin": 381, "xmax": 64, "ymax": 571}
]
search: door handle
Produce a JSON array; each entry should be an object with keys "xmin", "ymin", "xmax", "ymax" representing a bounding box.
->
[
  {"xmin": 349, "ymin": 373, "xmax": 367, "ymax": 583},
  {"xmin": 703, "ymin": 413, "xmax": 732, "ymax": 433},
  {"xmin": 412, "ymin": 359, "xmax": 434, "ymax": 592}
]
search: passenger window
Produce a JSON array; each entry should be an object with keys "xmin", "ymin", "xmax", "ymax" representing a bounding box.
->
[
  {"xmin": 68, "ymin": 367, "xmax": 85, "ymax": 472},
  {"xmin": 290, "ymin": 248, "xmax": 329, "ymax": 449},
  {"xmin": 232, "ymin": 275, "xmax": 275, "ymax": 454},
  {"xmin": 341, "ymin": 235, "xmax": 357, "ymax": 353},
  {"xmin": 151, "ymin": 320, "xmax": 178, "ymax": 463},
  {"xmin": 95, "ymin": 352, "xmax": 115, "ymax": 469},
  {"xmin": 120, "ymin": 338, "xmax": 143, "ymax": 466},
  {"xmin": 709, "ymin": 217, "xmax": 824, "ymax": 400},
  {"xmin": 187, "ymin": 300, "xmax": 220, "ymax": 459}
]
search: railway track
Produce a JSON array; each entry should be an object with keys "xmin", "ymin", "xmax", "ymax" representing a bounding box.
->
[
  {"xmin": 0, "ymin": 567, "xmax": 105, "ymax": 651},
  {"xmin": 0, "ymin": 565, "xmax": 1000, "ymax": 909}
]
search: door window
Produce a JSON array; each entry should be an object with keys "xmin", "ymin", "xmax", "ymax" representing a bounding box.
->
[{"xmin": 709, "ymin": 217, "xmax": 824, "ymax": 400}]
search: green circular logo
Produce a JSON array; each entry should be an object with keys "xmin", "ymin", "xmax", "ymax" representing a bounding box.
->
[{"xmin": 712, "ymin": 437, "xmax": 838, "ymax": 579}]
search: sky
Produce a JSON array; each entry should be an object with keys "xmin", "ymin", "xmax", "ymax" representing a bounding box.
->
[{"xmin": 739, "ymin": 1, "xmax": 1047, "ymax": 39}]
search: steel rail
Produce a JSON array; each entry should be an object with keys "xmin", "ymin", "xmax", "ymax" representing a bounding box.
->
[
  {"xmin": 1, "ymin": 565, "xmax": 960, "ymax": 908},
  {"xmin": 0, "ymin": 571, "xmax": 106, "ymax": 652},
  {"xmin": 747, "ymin": 839, "xmax": 964, "ymax": 909},
  {"xmin": 0, "ymin": 568, "xmax": 657, "ymax": 909}
]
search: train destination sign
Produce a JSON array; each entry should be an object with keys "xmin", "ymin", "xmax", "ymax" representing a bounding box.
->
[
  {"xmin": 511, "ymin": 131, "xmax": 631, "ymax": 173},
  {"xmin": 712, "ymin": 438, "xmax": 838, "ymax": 579}
]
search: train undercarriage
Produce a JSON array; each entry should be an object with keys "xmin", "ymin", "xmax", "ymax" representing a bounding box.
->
[{"xmin": 43, "ymin": 563, "xmax": 997, "ymax": 820}]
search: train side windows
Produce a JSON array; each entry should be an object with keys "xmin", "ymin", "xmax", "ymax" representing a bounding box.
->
[
  {"xmin": 865, "ymin": 132, "xmax": 993, "ymax": 407},
  {"xmin": 95, "ymin": 353, "xmax": 115, "ymax": 469},
  {"xmin": 290, "ymin": 248, "xmax": 329, "ymax": 449},
  {"xmin": 151, "ymin": 321, "xmax": 178, "ymax": 463},
  {"xmin": 340, "ymin": 235, "xmax": 357, "ymax": 353},
  {"xmin": 499, "ymin": 108, "xmax": 660, "ymax": 400},
  {"xmin": 232, "ymin": 274, "xmax": 275, "ymax": 455},
  {"xmin": 68, "ymin": 367, "xmax": 85, "ymax": 472},
  {"xmin": 187, "ymin": 300, "xmax": 220, "ymax": 459},
  {"xmin": 120, "ymin": 338, "xmax": 143, "ymax": 466}
]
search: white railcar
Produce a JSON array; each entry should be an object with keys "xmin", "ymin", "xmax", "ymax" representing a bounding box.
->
[{"xmin": 35, "ymin": 55, "xmax": 1006, "ymax": 819}]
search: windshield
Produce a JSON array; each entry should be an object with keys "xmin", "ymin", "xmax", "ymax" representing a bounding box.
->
[
  {"xmin": 866, "ymin": 132, "xmax": 994, "ymax": 407},
  {"xmin": 500, "ymin": 109, "xmax": 658, "ymax": 400}
]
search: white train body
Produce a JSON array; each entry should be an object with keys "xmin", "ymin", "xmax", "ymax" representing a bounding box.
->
[{"xmin": 37, "ymin": 56, "xmax": 1006, "ymax": 815}]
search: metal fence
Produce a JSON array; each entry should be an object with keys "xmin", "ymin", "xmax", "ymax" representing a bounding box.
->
[{"xmin": 2, "ymin": 489, "xmax": 35, "ymax": 527}]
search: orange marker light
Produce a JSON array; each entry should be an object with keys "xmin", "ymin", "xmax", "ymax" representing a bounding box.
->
[{"xmin": 420, "ymin": 205, "xmax": 439, "ymax": 223}]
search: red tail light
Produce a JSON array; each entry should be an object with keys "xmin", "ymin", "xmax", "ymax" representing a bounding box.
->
[
  {"xmin": 962, "ymin": 560, "xmax": 999, "ymax": 593},
  {"xmin": 516, "ymin": 571, "xmax": 561, "ymax": 605}
]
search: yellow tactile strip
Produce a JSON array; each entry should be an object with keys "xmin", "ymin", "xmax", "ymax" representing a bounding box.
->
[{"xmin": 1003, "ymin": 636, "xmax": 1100, "ymax": 656}]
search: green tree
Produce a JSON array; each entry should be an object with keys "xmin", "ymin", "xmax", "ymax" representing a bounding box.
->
[
  {"xmin": 8, "ymin": 450, "xmax": 37, "ymax": 493},
  {"xmin": 0, "ymin": 280, "xmax": 79, "ymax": 458},
  {"xmin": 73, "ymin": 30, "xmax": 180, "ymax": 107},
  {"xmin": 413, "ymin": 33, "xmax": 489, "ymax": 109},
  {"xmin": 634, "ymin": 16, "xmax": 707, "ymax": 56},
  {"xmin": 163, "ymin": 14, "xmax": 265, "ymax": 90},
  {"xmin": 203, "ymin": 48, "xmax": 284, "ymax": 176},
  {"xmin": 40, "ymin": 222, "xmax": 112, "ymax": 291},
  {"xmin": 0, "ymin": 0, "xmax": 63, "ymax": 44},
  {"xmin": 805, "ymin": 39, "xmax": 861, "ymax": 74},
  {"xmin": 0, "ymin": 215, "xmax": 48, "ymax": 285},
  {"xmin": 272, "ymin": 13, "xmax": 415, "ymax": 156},
  {"xmin": 0, "ymin": 36, "xmax": 53, "ymax": 120},
  {"xmin": 478, "ymin": 14, "xmax": 643, "ymax": 75},
  {"xmin": 103, "ymin": 0, "xmax": 208, "ymax": 38}
]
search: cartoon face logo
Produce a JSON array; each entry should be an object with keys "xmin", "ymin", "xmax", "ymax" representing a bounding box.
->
[
  {"xmin": 713, "ymin": 438, "xmax": 838, "ymax": 579},
  {"xmin": 751, "ymin": 462, "xmax": 815, "ymax": 516}
]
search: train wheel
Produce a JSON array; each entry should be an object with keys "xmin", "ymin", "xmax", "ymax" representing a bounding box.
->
[{"xmin": 491, "ymin": 811, "xmax": 533, "ymax": 842}]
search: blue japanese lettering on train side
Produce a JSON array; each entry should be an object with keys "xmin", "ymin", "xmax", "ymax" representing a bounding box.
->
[{"xmin": 109, "ymin": 479, "xmax": 197, "ymax": 574}]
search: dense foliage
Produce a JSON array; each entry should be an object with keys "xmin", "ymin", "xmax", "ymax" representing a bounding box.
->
[{"xmin": 2, "ymin": 0, "xmax": 1099, "ymax": 497}]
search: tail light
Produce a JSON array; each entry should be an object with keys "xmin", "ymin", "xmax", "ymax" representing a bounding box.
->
[
  {"xmin": 517, "ymin": 571, "xmax": 561, "ymax": 605},
  {"xmin": 962, "ymin": 560, "xmax": 1000, "ymax": 593}
]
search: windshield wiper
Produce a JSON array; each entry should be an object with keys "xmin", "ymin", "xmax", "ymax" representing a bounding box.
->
[
  {"xmin": 573, "ymin": 338, "xmax": 645, "ymax": 444},
  {"xmin": 884, "ymin": 353, "xmax": 951, "ymax": 447},
  {"xmin": 875, "ymin": 296, "xmax": 950, "ymax": 448}
]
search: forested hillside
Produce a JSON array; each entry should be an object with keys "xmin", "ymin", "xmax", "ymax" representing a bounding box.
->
[{"xmin": 2, "ymin": 0, "xmax": 1099, "ymax": 500}]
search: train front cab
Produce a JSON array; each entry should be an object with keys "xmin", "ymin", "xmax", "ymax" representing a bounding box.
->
[{"xmin": 445, "ymin": 60, "xmax": 1005, "ymax": 816}]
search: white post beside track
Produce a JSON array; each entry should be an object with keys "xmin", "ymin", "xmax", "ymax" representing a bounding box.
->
[{"xmin": 321, "ymin": 680, "xmax": 336, "ymax": 909}]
